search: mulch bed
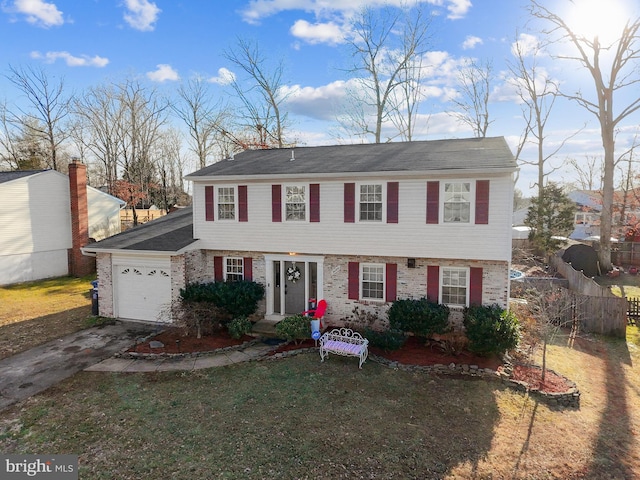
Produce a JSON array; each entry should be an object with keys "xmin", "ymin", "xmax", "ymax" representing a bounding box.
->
[
  {"xmin": 127, "ymin": 328, "xmax": 253, "ymax": 354},
  {"xmin": 130, "ymin": 328, "xmax": 574, "ymax": 394}
]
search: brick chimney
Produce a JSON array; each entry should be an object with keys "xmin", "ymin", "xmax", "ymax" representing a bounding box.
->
[{"xmin": 68, "ymin": 158, "xmax": 95, "ymax": 277}]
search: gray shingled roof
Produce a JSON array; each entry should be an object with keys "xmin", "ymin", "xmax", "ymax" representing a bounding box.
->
[
  {"xmin": 84, "ymin": 206, "xmax": 195, "ymax": 253},
  {"xmin": 186, "ymin": 137, "xmax": 516, "ymax": 178},
  {"xmin": 0, "ymin": 170, "xmax": 46, "ymax": 184}
]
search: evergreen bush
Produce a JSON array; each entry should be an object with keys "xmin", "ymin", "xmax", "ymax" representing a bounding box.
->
[
  {"xmin": 227, "ymin": 316, "xmax": 253, "ymax": 339},
  {"xmin": 388, "ymin": 298, "xmax": 450, "ymax": 337},
  {"xmin": 364, "ymin": 328, "xmax": 407, "ymax": 351},
  {"xmin": 463, "ymin": 304, "xmax": 520, "ymax": 356},
  {"xmin": 275, "ymin": 314, "xmax": 310, "ymax": 343}
]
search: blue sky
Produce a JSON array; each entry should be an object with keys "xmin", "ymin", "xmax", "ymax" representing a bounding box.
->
[{"xmin": 1, "ymin": 0, "xmax": 640, "ymax": 196}]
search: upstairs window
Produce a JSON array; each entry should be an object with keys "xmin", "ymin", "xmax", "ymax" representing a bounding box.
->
[
  {"xmin": 285, "ymin": 185, "xmax": 306, "ymax": 221},
  {"xmin": 443, "ymin": 182, "xmax": 471, "ymax": 223},
  {"xmin": 359, "ymin": 184, "xmax": 383, "ymax": 221},
  {"xmin": 217, "ymin": 187, "xmax": 236, "ymax": 220}
]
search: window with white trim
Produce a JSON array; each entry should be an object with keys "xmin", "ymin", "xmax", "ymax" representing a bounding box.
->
[
  {"xmin": 285, "ymin": 185, "xmax": 306, "ymax": 221},
  {"xmin": 359, "ymin": 184, "xmax": 383, "ymax": 221},
  {"xmin": 225, "ymin": 257, "xmax": 244, "ymax": 282},
  {"xmin": 443, "ymin": 182, "xmax": 471, "ymax": 223},
  {"xmin": 441, "ymin": 267, "xmax": 468, "ymax": 306},
  {"xmin": 217, "ymin": 187, "xmax": 236, "ymax": 220},
  {"xmin": 361, "ymin": 263, "xmax": 385, "ymax": 300}
]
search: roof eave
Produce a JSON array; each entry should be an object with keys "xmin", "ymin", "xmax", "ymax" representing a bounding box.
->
[{"xmin": 186, "ymin": 167, "xmax": 518, "ymax": 183}]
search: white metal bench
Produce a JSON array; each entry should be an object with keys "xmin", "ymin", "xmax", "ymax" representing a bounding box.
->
[{"xmin": 319, "ymin": 328, "xmax": 369, "ymax": 368}]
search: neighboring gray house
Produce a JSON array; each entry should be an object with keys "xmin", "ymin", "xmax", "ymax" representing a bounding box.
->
[
  {"xmin": 85, "ymin": 137, "xmax": 517, "ymax": 325},
  {"xmin": 0, "ymin": 164, "xmax": 125, "ymax": 285}
]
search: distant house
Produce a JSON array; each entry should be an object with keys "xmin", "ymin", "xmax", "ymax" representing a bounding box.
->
[
  {"xmin": 84, "ymin": 137, "xmax": 517, "ymax": 325},
  {"xmin": 567, "ymin": 190, "xmax": 640, "ymax": 241},
  {"xmin": 0, "ymin": 163, "xmax": 125, "ymax": 285}
]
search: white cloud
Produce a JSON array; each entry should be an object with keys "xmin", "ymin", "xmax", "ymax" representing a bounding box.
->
[
  {"xmin": 290, "ymin": 19, "xmax": 346, "ymax": 45},
  {"xmin": 281, "ymin": 80, "xmax": 352, "ymax": 121},
  {"xmin": 123, "ymin": 0, "xmax": 160, "ymax": 31},
  {"xmin": 10, "ymin": 0, "xmax": 63, "ymax": 27},
  {"xmin": 146, "ymin": 64, "xmax": 179, "ymax": 82},
  {"xmin": 240, "ymin": 0, "xmax": 471, "ymax": 25},
  {"xmin": 511, "ymin": 33, "xmax": 540, "ymax": 57},
  {"xmin": 208, "ymin": 67, "xmax": 236, "ymax": 85},
  {"xmin": 462, "ymin": 35, "xmax": 482, "ymax": 50},
  {"xmin": 446, "ymin": 0, "xmax": 471, "ymax": 20},
  {"xmin": 30, "ymin": 51, "xmax": 109, "ymax": 67}
]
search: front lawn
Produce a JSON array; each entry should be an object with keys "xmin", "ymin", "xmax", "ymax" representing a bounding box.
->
[
  {"xmin": 1, "ymin": 332, "xmax": 639, "ymax": 479},
  {"xmin": 0, "ymin": 275, "xmax": 94, "ymax": 359}
]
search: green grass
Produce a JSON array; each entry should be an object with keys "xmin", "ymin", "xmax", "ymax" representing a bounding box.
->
[
  {"xmin": 0, "ymin": 275, "xmax": 95, "ymax": 326},
  {"xmin": 1, "ymin": 340, "xmax": 640, "ymax": 479}
]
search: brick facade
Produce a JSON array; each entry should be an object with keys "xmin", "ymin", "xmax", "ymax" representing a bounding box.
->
[{"xmin": 68, "ymin": 160, "xmax": 96, "ymax": 277}]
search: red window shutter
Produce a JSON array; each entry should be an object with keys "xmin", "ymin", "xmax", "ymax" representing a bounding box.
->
[
  {"xmin": 310, "ymin": 183, "xmax": 320, "ymax": 222},
  {"xmin": 427, "ymin": 265, "xmax": 439, "ymax": 302},
  {"xmin": 272, "ymin": 184, "xmax": 282, "ymax": 222},
  {"xmin": 475, "ymin": 180, "xmax": 490, "ymax": 224},
  {"xmin": 214, "ymin": 256, "xmax": 224, "ymax": 282},
  {"xmin": 243, "ymin": 257, "xmax": 253, "ymax": 281},
  {"xmin": 426, "ymin": 181, "xmax": 439, "ymax": 224},
  {"xmin": 205, "ymin": 185, "xmax": 214, "ymax": 221},
  {"xmin": 344, "ymin": 183, "xmax": 355, "ymax": 223},
  {"xmin": 238, "ymin": 185, "xmax": 248, "ymax": 222},
  {"xmin": 469, "ymin": 267, "xmax": 483, "ymax": 306},
  {"xmin": 387, "ymin": 182, "xmax": 399, "ymax": 224},
  {"xmin": 385, "ymin": 263, "xmax": 397, "ymax": 302},
  {"xmin": 348, "ymin": 261, "xmax": 359, "ymax": 299}
]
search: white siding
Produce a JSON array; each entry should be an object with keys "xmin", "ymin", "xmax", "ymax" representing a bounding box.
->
[
  {"xmin": 0, "ymin": 171, "xmax": 72, "ymax": 284},
  {"xmin": 0, "ymin": 250, "xmax": 69, "ymax": 285},
  {"xmin": 87, "ymin": 187, "xmax": 123, "ymax": 240},
  {"xmin": 192, "ymin": 174, "xmax": 513, "ymax": 262},
  {"xmin": 0, "ymin": 171, "xmax": 72, "ymax": 256}
]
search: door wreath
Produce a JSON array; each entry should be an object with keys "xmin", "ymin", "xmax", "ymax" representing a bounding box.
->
[{"xmin": 287, "ymin": 265, "xmax": 301, "ymax": 283}]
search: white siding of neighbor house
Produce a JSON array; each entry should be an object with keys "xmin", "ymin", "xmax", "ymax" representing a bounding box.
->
[
  {"xmin": 191, "ymin": 173, "xmax": 513, "ymax": 262},
  {"xmin": 0, "ymin": 171, "xmax": 72, "ymax": 284},
  {"xmin": 87, "ymin": 187, "xmax": 124, "ymax": 241}
]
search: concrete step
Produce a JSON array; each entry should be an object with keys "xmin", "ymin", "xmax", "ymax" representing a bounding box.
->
[{"xmin": 250, "ymin": 319, "xmax": 280, "ymax": 337}]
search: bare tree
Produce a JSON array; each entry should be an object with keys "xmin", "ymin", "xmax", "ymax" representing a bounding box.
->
[
  {"xmin": 154, "ymin": 127, "xmax": 190, "ymax": 211},
  {"xmin": 224, "ymin": 38, "xmax": 289, "ymax": 149},
  {"xmin": 5, "ymin": 65, "xmax": 71, "ymax": 171},
  {"xmin": 567, "ymin": 155, "xmax": 603, "ymax": 191},
  {"xmin": 520, "ymin": 283, "xmax": 581, "ymax": 385},
  {"xmin": 341, "ymin": 4, "xmax": 432, "ymax": 143},
  {"xmin": 450, "ymin": 58, "xmax": 494, "ymax": 138},
  {"xmin": 529, "ymin": 0, "xmax": 640, "ymax": 270},
  {"xmin": 172, "ymin": 77, "xmax": 227, "ymax": 168},
  {"xmin": 71, "ymin": 83, "xmax": 124, "ymax": 192},
  {"xmin": 117, "ymin": 78, "xmax": 169, "ymax": 204},
  {"xmin": 509, "ymin": 34, "xmax": 567, "ymax": 196}
]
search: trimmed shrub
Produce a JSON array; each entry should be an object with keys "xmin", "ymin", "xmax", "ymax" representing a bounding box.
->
[
  {"xmin": 388, "ymin": 298, "xmax": 450, "ymax": 338},
  {"xmin": 463, "ymin": 304, "xmax": 520, "ymax": 356},
  {"xmin": 364, "ymin": 328, "xmax": 407, "ymax": 351},
  {"xmin": 180, "ymin": 281, "xmax": 265, "ymax": 319},
  {"xmin": 275, "ymin": 314, "xmax": 310, "ymax": 343},
  {"xmin": 227, "ymin": 316, "xmax": 252, "ymax": 340}
]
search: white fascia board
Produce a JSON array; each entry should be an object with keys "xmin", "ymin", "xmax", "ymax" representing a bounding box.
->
[{"xmin": 185, "ymin": 167, "xmax": 517, "ymax": 184}]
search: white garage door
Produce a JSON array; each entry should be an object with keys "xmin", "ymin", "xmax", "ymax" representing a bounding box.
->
[{"xmin": 115, "ymin": 263, "xmax": 172, "ymax": 322}]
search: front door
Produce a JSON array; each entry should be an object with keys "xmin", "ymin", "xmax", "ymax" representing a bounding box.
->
[
  {"xmin": 285, "ymin": 261, "xmax": 306, "ymax": 314},
  {"xmin": 266, "ymin": 255, "xmax": 323, "ymax": 318}
]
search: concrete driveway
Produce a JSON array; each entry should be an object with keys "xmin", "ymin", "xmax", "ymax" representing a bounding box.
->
[{"xmin": 0, "ymin": 321, "xmax": 155, "ymax": 411}]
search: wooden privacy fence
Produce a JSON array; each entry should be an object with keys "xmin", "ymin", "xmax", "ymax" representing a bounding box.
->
[{"xmin": 549, "ymin": 254, "xmax": 627, "ymax": 338}]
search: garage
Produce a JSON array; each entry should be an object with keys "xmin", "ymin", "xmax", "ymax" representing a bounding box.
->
[{"xmin": 113, "ymin": 256, "xmax": 172, "ymax": 323}]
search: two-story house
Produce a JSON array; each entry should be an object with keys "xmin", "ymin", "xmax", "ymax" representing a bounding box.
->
[{"xmin": 85, "ymin": 137, "xmax": 517, "ymax": 326}]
